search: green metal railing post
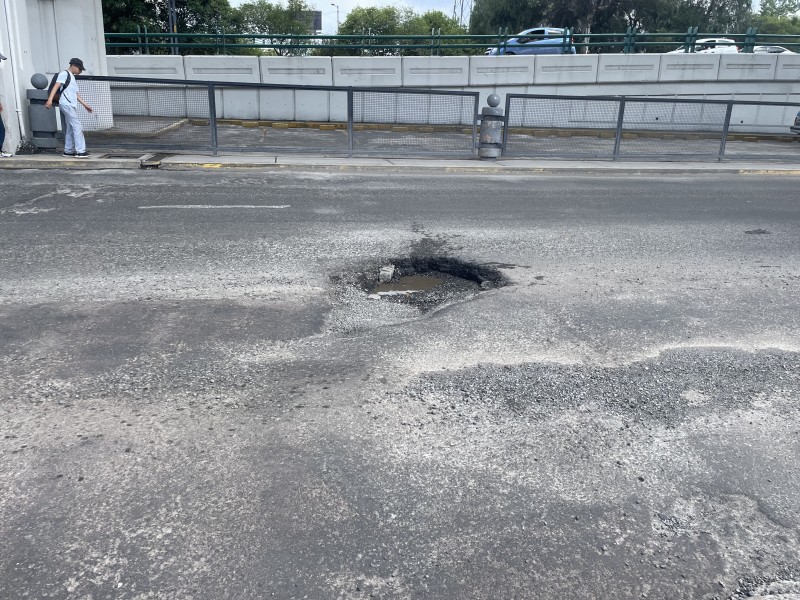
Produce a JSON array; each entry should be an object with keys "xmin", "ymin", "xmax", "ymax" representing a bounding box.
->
[
  {"xmin": 623, "ymin": 27, "xmax": 636, "ymax": 54},
  {"xmin": 742, "ymin": 27, "xmax": 757, "ymax": 53},
  {"xmin": 562, "ymin": 28, "xmax": 570, "ymax": 53},
  {"xmin": 498, "ymin": 27, "xmax": 508, "ymax": 55},
  {"xmin": 684, "ymin": 27, "xmax": 698, "ymax": 52}
]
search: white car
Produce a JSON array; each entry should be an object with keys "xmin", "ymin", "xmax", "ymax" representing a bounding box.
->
[
  {"xmin": 753, "ymin": 45, "xmax": 795, "ymax": 54},
  {"xmin": 667, "ymin": 38, "xmax": 739, "ymax": 54}
]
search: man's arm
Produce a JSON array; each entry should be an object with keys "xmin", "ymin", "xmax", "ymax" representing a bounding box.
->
[{"xmin": 76, "ymin": 93, "xmax": 93, "ymax": 113}]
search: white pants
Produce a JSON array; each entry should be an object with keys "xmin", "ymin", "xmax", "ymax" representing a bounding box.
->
[{"xmin": 60, "ymin": 104, "xmax": 85, "ymax": 153}]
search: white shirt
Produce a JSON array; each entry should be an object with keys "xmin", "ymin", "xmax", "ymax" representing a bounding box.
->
[{"xmin": 56, "ymin": 70, "xmax": 77, "ymax": 107}]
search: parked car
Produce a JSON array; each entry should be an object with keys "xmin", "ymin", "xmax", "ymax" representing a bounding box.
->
[
  {"xmin": 753, "ymin": 45, "xmax": 796, "ymax": 54},
  {"xmin": 667, "ymin": 38, "xmax": 739, "ymax": 54},
  {"xmin": 485, "ymin": 27, "xmax": 576, "ymax": 55},
  {"xmin": 791, "ymin": 111, "xmax": 800, "ymax": 135}
]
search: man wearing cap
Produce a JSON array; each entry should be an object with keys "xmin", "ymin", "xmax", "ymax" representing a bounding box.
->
[
  {"xmin": 45, "ymin": 58, "xmax": 93, "ymax": 158},
  {"xmin": 0, "ymin": 50, "xmax": 12, "ymax": 157}
]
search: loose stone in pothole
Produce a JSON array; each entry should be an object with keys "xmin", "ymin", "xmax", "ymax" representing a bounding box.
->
[{"xmin": 372, "ymin": 275, "xmax": 444, "ymax": 296}]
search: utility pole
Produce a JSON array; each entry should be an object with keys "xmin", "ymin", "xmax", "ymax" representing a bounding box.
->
[{"xmin": 330, "ymin": 3, "xmax": 340, "ymax": 30}]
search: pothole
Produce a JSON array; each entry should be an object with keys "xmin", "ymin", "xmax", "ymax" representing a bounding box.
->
[{"xmin": 341, "ymin": 256, "xmax": 510, "ymax": 312}]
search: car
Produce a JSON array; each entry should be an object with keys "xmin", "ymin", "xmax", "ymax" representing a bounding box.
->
[
  {"xmin": 791, "ymin": 111, "xmax": 800, "ymax": 135},
  {"xmin": 666, "ymin": 38, "xmax": 739, "ymax": 54},
  {"xmin": 753, "ymin": 45, "xmax": 796, "ymax": 54},
  {"xmin": 485, "ymin": 27, "xmax": 576, "ymax": 55}
]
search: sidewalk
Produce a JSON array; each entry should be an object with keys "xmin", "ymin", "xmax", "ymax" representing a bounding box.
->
[{"xmin": 2, "ymin": 150, "xmax": 800, "ymax": 175}]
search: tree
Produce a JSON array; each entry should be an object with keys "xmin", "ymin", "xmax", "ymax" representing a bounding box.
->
[
  {"xmin": 469, "ymin": 0, "xmax": 550, "ymax": 35},
  {"xmin": 550, "ymin": 0, "xmax": 622, "ymax": 35},
  {"xmin": 404, "ymin": 10, "xmax": 467, "ymax": 35},
  {"xmin": 102, "ymin": 0, "xmax": 159, "ymax": 34},
  {"xmin": 237, "ymin": 0, "xmax": 317, "ymax": 55},
  {"xmin": 759, "ymin": 0, "xmax": 800, "ymax": 18}
]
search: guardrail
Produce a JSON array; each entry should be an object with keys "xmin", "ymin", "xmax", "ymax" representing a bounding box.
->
[
  {"xmin": 75, "ymin": 76, "xmax": 480, "ymax": 158},
  {"xmin": 106, "ymin": 27, "xmax": 800, "ymax": 56},
  {"xmin": 70, "ymin": 76, "xmax": 799, "ymax": 161}
]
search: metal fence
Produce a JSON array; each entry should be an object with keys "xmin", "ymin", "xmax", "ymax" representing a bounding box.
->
[
  {"xmin": 75, "ymin": 75, "xmax": 480, "ymax": 158},
  {"xmin": 503, "ymin": 94, "xmax": 800, "ymax": 161},
  {"xmin": 105, "ymin": 27, "xmax": 800, "ymax": 56},
  {"xmin": 66, "ymin": 77, "xmax": 799, "ymax": 161}
]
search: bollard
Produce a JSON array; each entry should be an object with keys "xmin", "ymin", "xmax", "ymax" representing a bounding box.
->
[
  {"xmin": 27, "ymin": 73, "xmax": 59, "ymax": 150},
  {"xmin": 478, "ymin": 93, "xmax": 504, "ymax": 159}
]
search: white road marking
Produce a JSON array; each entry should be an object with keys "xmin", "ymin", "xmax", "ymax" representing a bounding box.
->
[{"xmin": 139, "ymin": 204, "xmax": 291, "ymax": 209}]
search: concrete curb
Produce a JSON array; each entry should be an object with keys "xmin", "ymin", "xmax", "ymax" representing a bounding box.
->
[{"xmin": 2, "ymin": 153, "xmax": 800, "ymax": 176}]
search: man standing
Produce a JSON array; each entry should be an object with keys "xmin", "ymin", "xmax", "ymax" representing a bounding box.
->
[
  {"xmin": 45, "ymin": 57, "xmax": 93, "ymax": 158},
  {"xmin": 0, "ymin": 51, "xmax": 12, "ymax": 158}
]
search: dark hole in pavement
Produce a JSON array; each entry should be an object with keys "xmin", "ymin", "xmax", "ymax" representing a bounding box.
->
[{"xmin": 352, "ymin": 256, "xmax": 509, "ymax": 312}]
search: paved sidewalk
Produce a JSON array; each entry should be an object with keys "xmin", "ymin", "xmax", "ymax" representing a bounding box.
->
[{"xmin": 1, "ymin": 150, "xmax": 800, "ymax": 175}]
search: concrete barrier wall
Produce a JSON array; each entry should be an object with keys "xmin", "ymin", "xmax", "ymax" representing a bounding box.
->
[{"xmin": 103, "ymin": 54, "xmax": 800, "ymax": 132}]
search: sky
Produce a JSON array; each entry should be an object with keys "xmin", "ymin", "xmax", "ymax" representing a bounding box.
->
[{"xmin": 230, "ymin": 0, "xmax": 463, "ymax": 34}]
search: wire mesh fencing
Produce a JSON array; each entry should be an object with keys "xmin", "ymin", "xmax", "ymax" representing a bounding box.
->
[
  {"xmin": 351, "ymin": 90, "xmax": 479, "ymax": 156},
  {"xmin": 503, "ymin": 94, "xmax": 800, "ymax": 160},
  {"xmin": 78, "ymin": 79, "xmax": 213, "ymax": 151},
  {"xmin": 57, "ymin": 79, "xmax": 800, "ymax": 161}
]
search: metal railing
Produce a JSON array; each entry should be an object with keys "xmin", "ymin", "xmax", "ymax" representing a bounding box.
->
[
  {"xmin": 75, "ymin": 75, "xmax": 480, "ymax": 158},
  {"xmin": 105, "ymin": 27, "xmax": 800, "ymax": 56},
  {"xmin": 502, "ymin": 94, "xmax": 800, "ymax": 161}
]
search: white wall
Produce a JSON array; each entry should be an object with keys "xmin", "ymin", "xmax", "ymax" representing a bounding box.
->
[
  {"xmin": 1, "ymin": 0, "xmax": 108, "ymax": 152},
  {"xmin": 99, "ymin": 54, "xmax": 800, "ymax": 133}
]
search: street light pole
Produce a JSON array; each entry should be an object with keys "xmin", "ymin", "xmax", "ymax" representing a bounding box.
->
[{"xmin": 330, "ymin": 3, "xmax": 340, "ymax": 30}]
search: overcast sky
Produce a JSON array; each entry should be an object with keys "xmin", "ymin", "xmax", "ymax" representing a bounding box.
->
[{"xmin": 230, "ymin": 0, "xmax": 464, "ymax": 34}]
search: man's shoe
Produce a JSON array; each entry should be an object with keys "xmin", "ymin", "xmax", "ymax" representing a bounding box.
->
[
  {"xmin": 75, "ymin": 152, "xmax": 91, "ymax": 159},
  {"xmin": 63, "ymin": 151, "xmax": 75, "ymax": 157},
  {"xmin": 0, "ymin": 152, "xmax": 12, "ymax": 158}
]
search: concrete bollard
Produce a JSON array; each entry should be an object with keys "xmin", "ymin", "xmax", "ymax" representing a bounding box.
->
[
  {"xmin": 478, "ymin": 94, "xmax": 504, "ymax": 160},
  {"xmin": 27, "ymin": 73, "xmax": 59, "ymax": 150}
]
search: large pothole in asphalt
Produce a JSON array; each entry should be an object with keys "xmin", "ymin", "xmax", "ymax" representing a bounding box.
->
[{"xmin": 336, "ymin": 256, "xmax": 510, "ymax": 313}]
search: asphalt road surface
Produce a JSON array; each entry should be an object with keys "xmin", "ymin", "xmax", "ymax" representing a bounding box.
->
[{"xmin": 1, "ymin": 169, "xmax": 799, "ymax": 600}]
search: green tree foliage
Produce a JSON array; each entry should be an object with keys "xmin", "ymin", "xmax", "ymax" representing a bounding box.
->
[
  {"xmin": 469, "ymin": 0, "xmax": 756, "ymax": 35},
  {"xmin": 754, "ymin": 14, "xmax": 800, "ymax": 32},
  {"xmin": 759, "ymin": 0, "xmax": 800, "ymax": 18},
  {"xmin": 405, "ymin": 10, "xmax": 466, "ymax": 35},
  {"xmin": 237, "ymin": 0, "xmax": 317, "ymax": 55},
  {"xmin": 469, "ymin": 0, "xmax": 550, "ymax": 35},
  {"xmin": 102, "ymin": 0, "xmax": 159, "ymax": 34},
  {"xmin": 326, "ymin": 6, "xmax": 465, "ymax": 55}
]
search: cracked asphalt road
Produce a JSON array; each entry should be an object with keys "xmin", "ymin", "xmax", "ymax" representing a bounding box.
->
[{"xmin": 1, "ymin": 169, "xmax": 799, "ymax": 599}]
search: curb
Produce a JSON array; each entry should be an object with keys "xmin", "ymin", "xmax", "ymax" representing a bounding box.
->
[{"xmin": 2, "ymin": 154, "xmax": 800, "ymax": 176}]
